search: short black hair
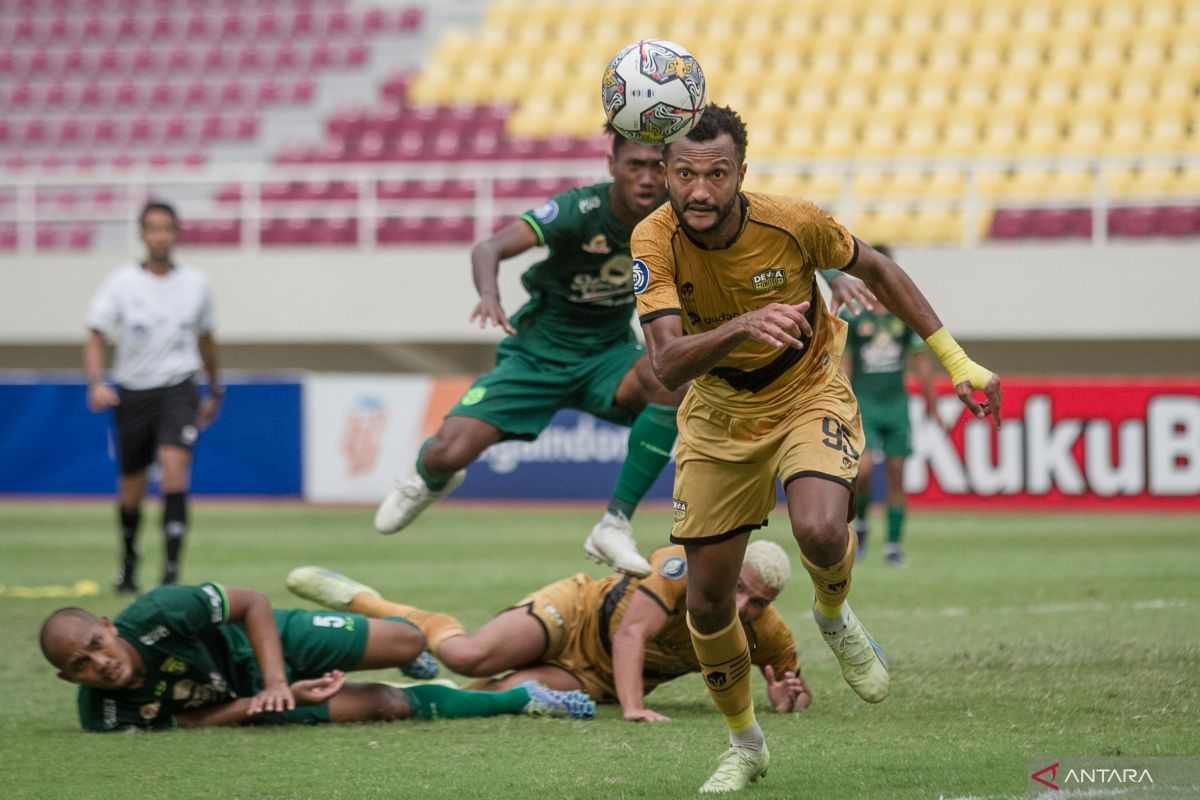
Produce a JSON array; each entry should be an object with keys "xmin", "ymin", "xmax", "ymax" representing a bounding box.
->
[
  {"xmin": 139, "ymin": 201, "xmax": 178, "ymax": 229},
  {"xmin": 604, "ymin": 121, "xmax": 655, "ymax": 156},
  {"xmin": 666, "ymin": 103, "xmax": 748, "ymax": 164}
]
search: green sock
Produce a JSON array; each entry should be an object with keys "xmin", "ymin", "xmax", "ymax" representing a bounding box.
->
[
  {"xmin": 607, "ymin": 403, "xmax": 677, "ymax": 519},
  {"xmin": 401, "ymin": 684, "xmax": 530, "ymax": 720},
  {"xmin": 886, "ymin": 505, "xmax": 905, "ymax": 544},
  {"xmin": 854, "ymin": 493, "xmax": 870, "ymax": 532},
  {"xmin": 415, "ymin": 437, "xmax": 451, "ymax": 492}
]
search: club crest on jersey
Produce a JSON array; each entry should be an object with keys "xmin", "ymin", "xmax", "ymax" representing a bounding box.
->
[
  {"xmin": 660, "ymin": 556, "xmax": 687, "ymax": 579},
  {"xmin": 672, "ymin": 498, "xmax": 688, "ymax": 522},
  {"xmin": 751, "ymin": 268, "xmax": 787, "ymax": 293},
  {"xmin": 533, "ymin": 200, "xmax": 559, "ymax": 223},
  {"xmin": 581, "ymin": 234, "xmax": 611, "ymax": 254},
  {"xmin": 632, "ymin": 259, "xmax": 649, "ymax": 295}
]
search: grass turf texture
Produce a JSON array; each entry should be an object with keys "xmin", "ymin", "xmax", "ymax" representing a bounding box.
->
[{"xmin": 2, "ymin": 502, "xmax": 1196, "ymax": 800}]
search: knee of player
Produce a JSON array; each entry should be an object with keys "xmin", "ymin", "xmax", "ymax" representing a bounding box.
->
[
  {"xmin": 791, "ymin": 515, "xmax": 846, "ymax": 554},
  {"xmin": 436, "ymin": 638, "xmax": 492, "ymax": 677}
]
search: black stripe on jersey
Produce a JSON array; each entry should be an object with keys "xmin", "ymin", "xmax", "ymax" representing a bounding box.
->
[
  {"xmin": 782, "ymin": 470, "xmax": 853, "ymax": 490},
  {"xmin": 706, "ymin": 278, "xmax": 819, "ymax": 393},
  {"xmin": 670, "ymin": 519, "xmax": 768, "ymax": 546},
  {"xmin": 635, "ymin": 584, "xmax": 673, "ymax": 616},
  {"xmin": 639, "ymin": 308, "xmax": 682, "ymax": 325},
  {"xmin": 598, "ymin": 575, "xmax": 633, "ymax": 654}
]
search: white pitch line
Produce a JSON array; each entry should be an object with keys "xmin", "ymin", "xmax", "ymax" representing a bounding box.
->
[{"xmin": 873, "ymin": 598, "xmax": 1189, "ymax": 619}]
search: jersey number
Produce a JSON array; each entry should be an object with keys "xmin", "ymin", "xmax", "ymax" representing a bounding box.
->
[{"xmin": 312, "ymin": 615, "xmax": 354, "ymax": 631}]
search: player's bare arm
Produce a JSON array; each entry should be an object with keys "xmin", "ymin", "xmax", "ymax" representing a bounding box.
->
[
  {"xmin": 848, "ymin": 240, "xmax": 1002, "ymax": 428},
  {"xmin": 641, "ymin": 304, "xmax": 812, "ymax": 391},
  {"xmin": 611, "ymin": 589, "xmax": 672, "ymax": 722},
  {"xmin": 176, "ymin": 671, "xmax": 346, "ymax": 729},
  {"xmin": 468, "ymin": 219, "xmax": 540, "ymax": 334},
  {"xmin": 197, "ymin": 331, "xmax": 222, "ymax": 429},
  {"xmin": 223, "ymin": 587, "xmax": 295, "ymax": 715}
]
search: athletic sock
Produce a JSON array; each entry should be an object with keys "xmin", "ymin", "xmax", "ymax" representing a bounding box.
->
[
  {"xmin": 886, "ymin": 505, "xmax": 905, "ymax": 545},
  {"xmin": 854, "ymin": 493, "xmax": 870, "ymax": 533},
  {"xmin": 607, "ymin": 403, "xmax": 677, "ymax": 519},
  {"xmin": 346, "ymin": 595, "xmax": 466, "ymax": 654},
  {"xmin": 414, "ymin": 437, "xmax": 451, "ymax": 492},
  {"xmin": 118, "ymin": 505, "xmax": 141, "ymax": 566},
  {"xmin": 688, "ymin": 613, "xmax": 761, "ymax": 751},
  {"xmin": 401, "ymin": 684, "xmax": 530, "ymax": 720},
  {"xmin": 801, "ymin": 527, "xmax": 857, "ymax": 631},
  {"xmin": 162, "ymin": 492, "xmax": 187, "ymax": 580}
]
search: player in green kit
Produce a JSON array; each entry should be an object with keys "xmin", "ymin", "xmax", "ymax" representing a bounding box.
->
[
  {"xmin": 40, "ymin": 583, "xmax": 595, "ymax": 731},
  {"xmin": 376, "ymin": 126, "xmax": 876, "ymax": 577},
  {"xmin": 840, "ymin": 245, "xmax": 941, "ymax": 565}
]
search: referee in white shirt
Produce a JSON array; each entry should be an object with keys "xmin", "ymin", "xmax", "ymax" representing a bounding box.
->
[{"xmin": 83, "ymin": 201, "xmax": 224, "ymax": 593}]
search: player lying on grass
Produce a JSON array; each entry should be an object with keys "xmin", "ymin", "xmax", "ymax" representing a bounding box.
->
[
  {"xmin": 40, "ymin": 583, "xmax": 594, "ymax": 732},
  {"xmin": 288, "ymin": 540, "xmax": 809, "ymax": 721}
]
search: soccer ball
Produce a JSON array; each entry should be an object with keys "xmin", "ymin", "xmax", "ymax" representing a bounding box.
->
[{"xmin": 601, "ymin": 39, "xmax": 707, "ymax": 145}]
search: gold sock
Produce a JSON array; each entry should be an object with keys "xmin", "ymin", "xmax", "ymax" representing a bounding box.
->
[
  {"xmin": 347, "ymin": 595, "xmax": 466, "ymax": 653},
  {"xmin": 688, "ymin": 613, "xmax": 755, "ymax": 728},
  {"xmin": 801, "ymin": 526, "xmax": 857, "ymax": 613}
]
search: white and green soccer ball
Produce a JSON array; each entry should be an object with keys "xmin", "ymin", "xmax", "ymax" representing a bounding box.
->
[{"xmin": 601, "ymin": 39, "xmax": 707, "ymax": 145}]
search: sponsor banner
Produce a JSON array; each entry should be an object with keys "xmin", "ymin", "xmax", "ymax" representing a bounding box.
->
[
  {"xmin": 0, "ymin": 379, "xmax": 301, "ymax": 495},
  {"xmin": 303, "ymin": 373, "xmax": 437, "ymax": 502},
  {"xmin": 906, "ymin": 377, "xmax": 1200, "ymax": 509}
]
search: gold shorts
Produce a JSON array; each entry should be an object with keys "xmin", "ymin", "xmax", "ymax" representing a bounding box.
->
[
  {"xmin": 512, "ymin": 574, "xmax": 617, "ymax": 701},
  {"xmin": 670, "ymin": 368, "xmax": 863, "ymax": 544}
]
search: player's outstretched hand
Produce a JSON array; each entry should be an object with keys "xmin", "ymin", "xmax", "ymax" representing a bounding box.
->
[
  {"xmin": 197, "ymin": 395, "xmax": 222, "ymax": 430},
  {"xmin": 290, "ymin": 671, "xmax": 347, "ymax": 706},
  {"xmin": 955, "ymin": 372, "xmax": 1003, "ymax": 431},
  {"xmin": 829, "ymin": 273, "xmax": 876, "ymax": 317},
  {"xmin": 86, "ymin": 383, "xmax": 119, "ymax": 413},
  {"xmin": 470, "ymin": 295, "xmax": 516, "ymax": 335},
  {"xmin": 765, "ymin": 665, "xmax": 812, "ymax": 713},
  {"xmin": 248, "ymin": 681, "xmax": 296, "ymax": 715},
  {"xmin": 623, "ymin": 707, "xmax": 672, "ymax": 722},
  {"xmin": 740, "ymin": 302, "xmax": 812, "ymax": 350}
]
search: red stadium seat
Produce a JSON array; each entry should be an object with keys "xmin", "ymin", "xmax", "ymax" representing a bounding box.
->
[
  {"xmin": 60, "ymin": 50, "xmax": 86, "ymax": 76},
  {"xmin": 289, "ymin": 78, "xmax": 315, "ymax": 103},
  {"xmin": 362, "ymin": 7, "xmax": 389, "ymax": 34},
  {"xmin": 185, "ymin": 13, "xmax": 210, "ymax": 39},
  {"xmin": 220, "ymin": 13, "xmax": 244, "ymax": 39},
  {"xmin": 237, "ymin": 45, "xmax": 263, "ymax": 73},
  {"xmin": 184, "ymin": 81, "xmax": 209, "ymax": 107},
  {"xmin": 256, "ymin": 79, "xmax": 282, "ymax": 105},
  {"xmin": 398, "ymin": 6, "xmax": 424, "ymax": 32},
  {"xmin": 0, "ymin": 225, "xmax": 17, "ymax": 251},
  {"xmin": 150, "ymin": 15, "xmax": 173, "ymax": 39},
  {"xmin": 220, "ymin": 80, "xmax": 246, "ymax": 107},
  {"xmin": 1159, "ymin": 206, "xmax": 1200, "ymax": 237},
  {"xmin": 989, "ymin": 209, "xmax": 1034, "ymax": 239},
  {"xmin": 204, "ymin": 46, "xmax": 230, "ymax": 73},
  {"xmin": 131, "ymin": 48, "xmax": 157, "ymax": 73},
  {"xmin": 113, "ymin": 81, "xmax": 138, "ymax": 108},
  {"xmin": 150, "ymin": 82, "xmax": 175, "ymax": 107},
  {"xmin": 343, "ymin": 41, "xmax": 369, "ymax": 68},
  {"xmin": 326, "ymin": 10, "xmax": 353, "ymax": 37},
  {"xmin": 255, "ymin": 13, "xmax": 282, "ymax": 39},
  {"xmin": 200, "ymin": 115, "xmax": 225, "ymax": 141},
  {"xmin": 234, "ymin": 115, "xmax": 259, "ymax": 140},
  {"xmin": 57, "ymin": 118, "xmax": 82, "ymax": 144},
  {"xmin": 128, "ymin": 117, "xmax": 154, "ymax": 144},
  {"xmin": 272, "ymin": 43, "xmax": 299, "ymax": 71},
  {"xmin": 309, "ymin": 43, "xmax": 334, "ymax": 69},
  {"xmin": 164, "ymin": 115, "xmax": 189, "ymax": 142},
  {"xmin": 1030, "ymin": 208, "xmax": 1092, "ymax": 238},
  {"xmin": 166, "ymin": 47, "xmax": 192, "ymax": 73},
  {"xmin": 91, "ymin": 118, "xmax": 118, "ymax": 145},
  {"xmin": 66, "ymin": 224, "xmax": 94, "ymax": 251},
  {"xmin": 1108, "ymin": 206, "xmax": 1159, "ymax": 238},
  {"xmin": 78, "ymin": 81, "xmax": 103, "ymax": 108}
]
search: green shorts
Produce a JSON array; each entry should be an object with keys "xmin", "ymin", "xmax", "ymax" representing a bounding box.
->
[
  {"xmin": 860, "ymin": 402, "xmax": 912, "ymax": 459},
  {"xmin": 448, "ymin": 333, "xmax": 646, "ymax": 439},
  {"xmin": 228, "ymin": 611, "xmax": 413, "ymax": 726}
]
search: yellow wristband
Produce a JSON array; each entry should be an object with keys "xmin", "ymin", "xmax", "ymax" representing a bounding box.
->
[{"xmin": 924, "ymin": 327, "xmax": 994, "ymax": 389}]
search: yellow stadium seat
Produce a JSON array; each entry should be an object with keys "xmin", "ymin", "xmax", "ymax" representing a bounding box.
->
[
  {"xmin": 1101, "ymin": 166, "xmax": 1139, "ymax": 195},
  {"xmin": 1138, "ymin": 0, "xmax": 1180, "ymax": 29},
  {"xmin": 1155, "ymin": 69, "xmax": 1199, "ymax": 107},
  {"xmin": 962, "ymin": 31, "xmax": 1006, "ymax": 72},
  {"xmin": 977, "ymin": 3, "xmax": 1014, "ymax": 34},
  {"xmin": 1058, "ymin": 1, "xmax": 1101, "ymax": 33},
  {"xmin": 857, "ymin": 116, "xmax": 904, "ymax": 158},
  {"xmin": 952, "ymin": 72, "xmax": 996, "ymax": 114},
  {"xmin": 936, "ymin": 4, "xmax": 975, "ymax": 35},
  {"xmin": 898, "ymin": 116, "xmax": 941, "ymax": 156},
  {"xmin": 941, "ymin": 111, "xmax": 984, "ymax": 156},
  {"xmin": 817, "ymin": 117, "xmax": 862, "ymax": 158},
  {"xmin": 875, "ymin": 78, "xmax": 914, "ymax": 113},
  {"xmin": 793, "ymin": 80, "xmax": 833, "ymax": 115},
  {"xmin": 1128, "ymin": 31, "xmax": 1172, "ymax": 68},
  {"xmin": 1005, "ymin": 35, "xmax": 1047, "ymax": 71},
  {"xmin": 925, "ymin": 37, "xmax": 966, "ymax": 73},
  {"xmin": 1032, "ymin": 72, "xmax": 1074, "ymax": 108},
  {"xmin": 851, "ymin": 170, "xmax": 892, "ymax": 199},
  {"xmin": 1045, "ymin": 168, "xmax": 1097, "ymax": 198},
  {"xmin": 1087, "ymin": 31, "xmax": 1131, "ymax": 69},
  {"xmin": 993, "ymin": 72, "xmax": 1036, "ymax": 111},
  {"xmin": 1015, "ymin": 5, "xmax": 1055, "ymax": 32},
  {"xmin": 975, "ymin": 169, "xmax": 1015, "ymax": 197},
  {"xmin": 831, "ymin": 81, "xmax": 874, "ymax": 114},
  {"xmin": 884, "ymin": 38, "xmax": 929, "ymax": 73},
  {"xmin": 1063, "ymin": 113, "xmax": 1109, "ymax": 155},
  {"xmin": 896, "ymin": 1, "xmax": 938, "ymax": 36},
  {"xmin": 1167, "ymin": 33, "xmax": 1200, "ymax": 67},
  {"xmin": 846, "ymin": 39, "xmax": 888, "ymax": 76},
  {"xmin": 796, "ymin": 171, "xmax": 843, "ymax": 200},
  {"xmin": 979, "ymin": 117, "xmax": 1021, "ymax": 156},
  {"xmin": 773, "ymin": 121, "xmax": 822, "ymax": 159},
  {"xmin": 1007, "ymin": 169, "xmax": 1056, "ymax": 197},
  {"xmin": 913, "ymin": 76, "xmax": 953, "ymax": 112},
  {"xmin": 1021, "ymin": 111, "xmax": 1068, "ymax": 156},
  {"xmin": 1106, "ymin": 114, "xmax": 1149, "ymax": 154},
  {"xmin": 1045, "ymin": 30, "xmax": 1089, "ymax": 71},
  {"xmin": 1098, "ymin": 0, "xmax": 1139, "ymax": 30},
  {"xmin": 1177, "ymin": 164, "xmax": 1200, "ymax": 193},
  {"xmin": 909, "ymin": 208, "xmax": 965, "ymax": 245},
  {"xmin": 1074, "ymin": 70, "xmax": 1119, "ymax": 113},
  {"xmin": 1144, "ymin": 114, "xmax": 1190, "ymax": 153}
]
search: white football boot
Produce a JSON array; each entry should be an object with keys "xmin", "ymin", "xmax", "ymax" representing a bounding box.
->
[
  {"xmin": 374, "ymin": 469, "xmax": 467, "ymax": 534},
  {"xmin": 583, "ymin": 511, "xmax": 652, "ymax": 577}
]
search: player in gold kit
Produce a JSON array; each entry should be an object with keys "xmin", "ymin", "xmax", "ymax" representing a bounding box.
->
[{"xmin": 632, "ymin": 104, "xmax": 1003, "ymax": 792}]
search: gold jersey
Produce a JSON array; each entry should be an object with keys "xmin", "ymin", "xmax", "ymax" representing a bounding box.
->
[{"xmin": 633, "ymin": 192, "xmax": 858, "ymax": 417}]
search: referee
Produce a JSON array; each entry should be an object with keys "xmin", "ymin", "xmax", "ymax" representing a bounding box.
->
[{"xmin": 83, "ymin": 201, "xmax": 223, "ymax": 593}]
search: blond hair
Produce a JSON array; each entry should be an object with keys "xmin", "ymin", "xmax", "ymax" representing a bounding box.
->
[{"xmin": 744, "ymin": 540, "xmax": 791, "ymax": 592}]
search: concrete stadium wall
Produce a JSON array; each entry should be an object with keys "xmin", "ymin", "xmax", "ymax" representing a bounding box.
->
[{"xmin": 2, "ymin": 242, "xmax": 1198, "ymax": 374}]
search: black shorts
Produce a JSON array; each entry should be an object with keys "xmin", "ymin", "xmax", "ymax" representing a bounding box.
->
[{"xmin": 114, "ymin": 379, "xmax": 199, "ymax": 475}]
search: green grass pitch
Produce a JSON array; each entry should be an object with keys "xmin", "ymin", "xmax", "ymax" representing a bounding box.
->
[{"xmin": 2, "ymin": 501, "xmax": 1196, "ymax": 799}]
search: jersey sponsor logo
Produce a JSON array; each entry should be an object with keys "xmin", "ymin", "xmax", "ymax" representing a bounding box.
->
[
  {"xmin": 660, "ymin": 556, "xmax": 687, "ymax": 579},
  {"xmin": 672, "ymin": 499, "xmax": 688, "ymax": 522},
  {"xmin": 569, "ymin": 256, "xmax": 635, "ymax": 305},
  {"xmin": 533, "ymin": 200, "xmax": 559, "ymax": 223},
  {"xmin": 751, "ymin": 268, "xmax": 787, "ymax": 293},
  {"xmin": 460, "ymin": 386, "xmax": 487, "ymax": 407},
  {"xmin": 160, "ymin": 657, "xmax": 188, "ymax": 675},
  {"xmin": 581, "ymin": 234, "xmax": 612, "ymax": 254},
  {"xmin": 201, "ymin": 583, "xmax": 224, "ymax": 623},
  {"xmin": 577, "ymin": 196, "xmax": 602, "ymax": 214},
  {"xmin": 139, "ymin": 701, "xmax": 161, "ymax": 721},
  {"xmin": 139, "ymin": 625, "xmax": 170, "ymax": 646},
  {"xmin": 542, "ymin": 602, "xmax": 565, "ymax": 629},
  {"xmin": 631, "ymin": 259, "xmax": 649, "ymax": 295},
  {"xmin": 102, "ymin": 698, "xmax": 118, "ymax": 729}
]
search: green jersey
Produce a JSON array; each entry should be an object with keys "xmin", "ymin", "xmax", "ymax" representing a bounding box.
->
[
  {"xmin": 515, "ymin": 182, "xmax": 642, "ymax": 355},
  {"xmin": 842, "ymin": 309, "xmax": 924, "ymax": 409}
]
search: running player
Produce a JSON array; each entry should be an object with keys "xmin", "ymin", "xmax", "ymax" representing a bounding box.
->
[{"xmin": 632, "ymin": 104, "xmax": 1002, "ymax": 792}]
